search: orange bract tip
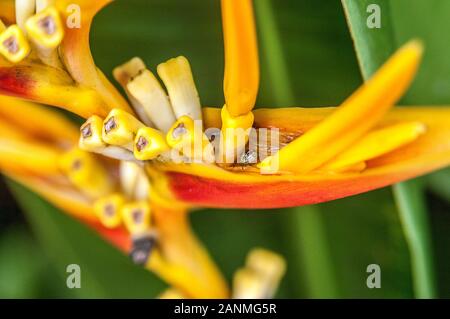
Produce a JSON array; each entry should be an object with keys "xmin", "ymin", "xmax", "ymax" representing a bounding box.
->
[{"xmin": 260, "ymin": 40, "xmax": 423, "ymax": 174}]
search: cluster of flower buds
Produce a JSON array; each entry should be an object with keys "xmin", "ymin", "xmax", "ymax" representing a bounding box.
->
[{"xmin": 79, "ymin": 56, "xmax": 217, "ymax": 166}]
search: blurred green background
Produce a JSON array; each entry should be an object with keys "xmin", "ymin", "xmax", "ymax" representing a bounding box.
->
[{"xmin": 0, "ymin": 0, "xmax": 449, "ymax": 298}]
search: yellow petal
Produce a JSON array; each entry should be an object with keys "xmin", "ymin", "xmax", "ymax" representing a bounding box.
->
[{"xmin": 322, "ymin": 121, "xmax": 426, "ymax": 171}]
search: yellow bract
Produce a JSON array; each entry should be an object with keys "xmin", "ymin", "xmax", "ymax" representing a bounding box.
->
[{"xmin": 221, "ymin": 0, "xmax": 259, "ymax": 117}]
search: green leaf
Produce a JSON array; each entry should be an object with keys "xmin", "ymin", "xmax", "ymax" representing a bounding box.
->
[
  {"xmin": 342, "ymin": 0, "xmax": 396, "ymax": 80},
  {"xmin": 342, "ymin": 0, "xmax": 437, "ymax": 298},
  {"xmin": 8, "ymin": 180, "xmax": 166, "ymax": 298}
]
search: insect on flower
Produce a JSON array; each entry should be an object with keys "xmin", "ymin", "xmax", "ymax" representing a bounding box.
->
[{"xmin": 0, "ymin": 0, "xmax": 449, "ymax": 299}]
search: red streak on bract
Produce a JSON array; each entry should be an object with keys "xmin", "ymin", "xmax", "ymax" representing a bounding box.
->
[
  {"xmin": 0, "ymin": 67, "xmax": 35, "ymax": 98},
  {"xmin": 166, "ymin": 172, "xmax": 401, "ymax": 209}
]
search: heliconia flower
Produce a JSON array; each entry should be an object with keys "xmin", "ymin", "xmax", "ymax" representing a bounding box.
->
[{"xmin": 0, "ymin": 0, "xmax": 449, "ymax": 299}]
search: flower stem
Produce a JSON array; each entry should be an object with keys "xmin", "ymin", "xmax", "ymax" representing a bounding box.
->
[{"xmin": 393, "ymin": 180, "xmax": 436, "ymax": 298}]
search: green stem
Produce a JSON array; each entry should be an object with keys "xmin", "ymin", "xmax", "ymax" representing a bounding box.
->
[
  {"xmin": 392, "ymin": 180, "xmax": 436, "ymax": 298},
  {"xmin": 255, "ymin": 0, "xmax": 338, "ymax": 298}
]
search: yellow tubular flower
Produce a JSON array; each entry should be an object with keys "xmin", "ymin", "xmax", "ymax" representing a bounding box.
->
[
  {"xmin": 58, "ymin": 148, "xmax": 114, "ymax": 199},
  {"xmin": 134, "ymin": 127, "xmax": 171, "ymax": 161},
  {"xmin": 79, "ymin": 115, "xmax": 106, "ymax": 150},
  {"xmin": 121, "ymin": 201, "xmax": 151, "ymax": 236},
  {"xmin": 94, "ymin": 193, "xmax": 125, "ymax": 229},
  {"xmin": 259, "ymin": 40, "xmax": 423, "ymax": 174},
  {"xmin": 15, "ymin": 0, "xmax": 35, "ymax": 29},
  {"xmin": 0, "ymin": 25, "xmax": 30, "ymax": 63},
  {"xmin": 157, "ymin": 56, "xmax": 203, "ymax": 121},
  {"xmin": 220, "ymin": 105, "xmax": 254, "ymax": 163},
  {"xmin": 79, "ymin": 115, "xmax": 136, "ymax": 161},
  {"xmin": 126, "ymin": 68, "xmax": 176, "ymax": 133},
  {"xmin": 25, "ymin": 6, "xmax": 64, "ymax": 68},
  {"xmin": 166, "ymin": 115, "xmax": 215, "ymax": 163},
  {"xmin": 322, "ymin": 121, "xmax": 427, "ymax": 171},
  {"xmin": 102, "ymin": 109, "xmax": 145, "ymax": 150},
  {"xmin": 221, "ymin": 0, "xmax": 259, "ymax": 117},
  {"xmin": 113, "ymin": 57, "xmax": 154, "ymax": 127}
]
